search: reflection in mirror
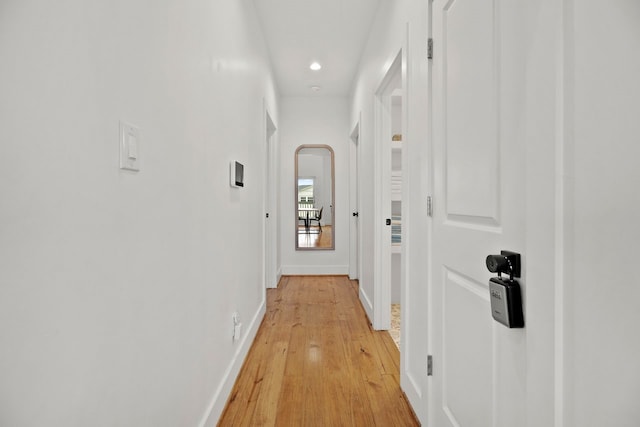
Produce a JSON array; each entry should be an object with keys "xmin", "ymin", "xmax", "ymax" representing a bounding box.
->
[{"xmin": 295, "ymin": 145, "xmax": 335, "ymax": 250}]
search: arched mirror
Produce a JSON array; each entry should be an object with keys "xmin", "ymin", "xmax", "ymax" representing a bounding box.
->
[{"xmin": 295, "ymin": 145, "xmax": 335, "ymax": 250}]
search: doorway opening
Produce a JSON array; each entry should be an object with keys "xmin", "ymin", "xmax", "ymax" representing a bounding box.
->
[{"xmin": 373, "ymin": 50, "xmax": 405, "ymax": 355}]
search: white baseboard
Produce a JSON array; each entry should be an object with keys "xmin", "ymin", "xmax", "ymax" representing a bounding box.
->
[
  {"xmin": 359, "ymin": 285, "xmax": 374, "ymax": 324},
  {"xmin": 198, "ymin": 298, "xmax": 266, "ymax": 427},
  {"xmin": 280, "ymin": 264, "xmax": 349, "ymax": 275}
]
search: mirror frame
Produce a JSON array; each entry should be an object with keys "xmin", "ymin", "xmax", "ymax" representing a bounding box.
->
[{"xmin": 295, "ymin": 144, "xmax": 335, "ymax": 251}]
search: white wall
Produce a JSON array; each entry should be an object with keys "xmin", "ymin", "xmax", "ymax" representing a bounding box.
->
[
  {"xmin": 566, "ymin": 1, "xmax": 640, "ymax": 425},
  {"xmin": 279, "ymin": 97, "xmax": 350, "ymax": 275},
  {"xmin": 0, "ymin": 1, "xmax": 277, "ymax": 426}
]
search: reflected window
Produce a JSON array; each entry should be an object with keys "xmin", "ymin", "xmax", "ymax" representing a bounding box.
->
[{"xmin": 298, "ymin": 178, "xmax": 315, "ymax": 205}]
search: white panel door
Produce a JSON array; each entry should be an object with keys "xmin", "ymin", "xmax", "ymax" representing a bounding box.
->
[
  {"xmin": 264, "ymin": 109, "xmax": 277, "ymax": 288},
  {"xmin": 349, "ymin": 120, "xmax": 360, "ymax": 280},
  {"xmin": 430, "ymin": 1, "xmax": 526, "ymax": 426}
]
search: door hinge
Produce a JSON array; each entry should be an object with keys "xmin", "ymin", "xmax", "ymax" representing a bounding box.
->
[
  {"xmin": 427, "ymin": 196, "xmax": 433, "ymax": 217},
  {"xmin": 427, "ymin": 38, "xmax": 433, "ymax": 60},
  {"xmin": 427, "ymin": 355, "xmax": 433, "ymax": 376}
]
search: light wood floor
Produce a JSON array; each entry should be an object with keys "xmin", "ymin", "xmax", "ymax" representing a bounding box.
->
[
  {"xmin": 297, "ymin": 225, "xmax": 333, "ymax": 248},
  {"xmin": 218, "ymin": 275, "xmax": 420, "ymax": 426}
]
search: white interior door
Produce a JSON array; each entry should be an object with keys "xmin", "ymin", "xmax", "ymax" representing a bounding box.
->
[
  {"xmin": 264, "ymin": 109, "xmax": 277, "ymax": 288},
  {"xmin": 349, "ymin": 119, "xmax": 360, "ymax": 280},
  {"xmin": 429, "ymin": 1, "xmax": 526, "ymax": 426}
]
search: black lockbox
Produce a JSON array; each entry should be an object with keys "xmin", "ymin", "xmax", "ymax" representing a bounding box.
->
[{"xmin": 489, "ymin": 277, "xmax": 524, "ymax": 328}]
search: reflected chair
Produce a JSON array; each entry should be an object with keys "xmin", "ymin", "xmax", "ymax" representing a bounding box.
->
[
  {"xmin": 309, "ymin": 206, "xmax": 323, "ymax": 232},
  {"xmin": 298, "ymin": 209, "xmax": 308, "ymax": 232},
  {"xmin": 298, "ymin": 202, "xmax": 313, "ymax": 232}
]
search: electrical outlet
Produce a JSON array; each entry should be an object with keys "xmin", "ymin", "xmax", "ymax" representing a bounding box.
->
[{"xmin": 233, "ymin": 322, "xmax": 243, "ymax": 342}]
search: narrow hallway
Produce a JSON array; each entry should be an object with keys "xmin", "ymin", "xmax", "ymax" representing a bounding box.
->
[{"xmin": 218, "ymin": 276, "xmax": 419, "ymax": 426}]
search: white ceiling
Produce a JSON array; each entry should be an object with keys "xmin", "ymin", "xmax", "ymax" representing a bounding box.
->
[{"xmin": 252, "ymin": 0, "xmax": 381, "ymax": 97}]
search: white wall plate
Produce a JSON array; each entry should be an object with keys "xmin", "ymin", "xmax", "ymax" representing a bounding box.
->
[{"xmin": 119, "ymin": 121, "xmax": 140, "ymax": 171}]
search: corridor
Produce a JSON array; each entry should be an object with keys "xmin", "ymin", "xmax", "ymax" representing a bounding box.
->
[{"xmin": 2, "ymin": 1, "xmax": 639, "ymax": 425}]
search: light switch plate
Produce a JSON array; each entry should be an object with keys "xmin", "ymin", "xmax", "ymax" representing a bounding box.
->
[{"xmin": 119, "ymin": 121, "xmax": 140, "ymax": 171}]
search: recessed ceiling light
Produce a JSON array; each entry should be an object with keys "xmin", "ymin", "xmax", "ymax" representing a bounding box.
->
[
  {"xmin": 309, "ymin": 62, "xmax": 322, "ymax": 71},
  {"xmin": 310, "ymin": 85, "xmax": 321, "ymax": 92}
]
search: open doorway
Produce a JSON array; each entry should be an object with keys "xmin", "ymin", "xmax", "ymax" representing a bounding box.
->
[
  {"xmin": 389, "ymin": 89, "xmax": 402, "ymax": 350},
  {"xmin": 373, "ymin": 50, "xmax": 404, "ymax": 354}
]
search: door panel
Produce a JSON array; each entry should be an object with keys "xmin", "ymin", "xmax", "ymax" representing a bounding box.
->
[
  {"xmin": 431, "ymin": 0, "xmax": 525, "ymax": 426},
  {"xmin": 443, "ymin": 269, "xmax": 492, "ymax": 427},
  {"xmin": 444, "ymin": 0, "xmax": 499, "ymax": 224}
]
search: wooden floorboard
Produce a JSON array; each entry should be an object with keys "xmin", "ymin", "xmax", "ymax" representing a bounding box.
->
[{"xmin": 218, "ymin": 275, "xmax": 420, "ymax": 427}]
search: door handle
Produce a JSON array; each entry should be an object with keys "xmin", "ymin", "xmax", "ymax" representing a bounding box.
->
[
  {"xmin": 485, "ymin": 251, "xmax": 521, "ymax": 279},
  {"xmin": 353, "ymin": 212, "xmax": 359, "ymax": 217},
  {"xmin": 386, "ymin": 218, "xmax": 391, "ymax": 226}
]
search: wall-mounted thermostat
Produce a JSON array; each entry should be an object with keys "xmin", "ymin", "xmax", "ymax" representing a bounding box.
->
[{"xmin": 230, "ymin": 161, "xmax": 244, "ymax": 188}]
